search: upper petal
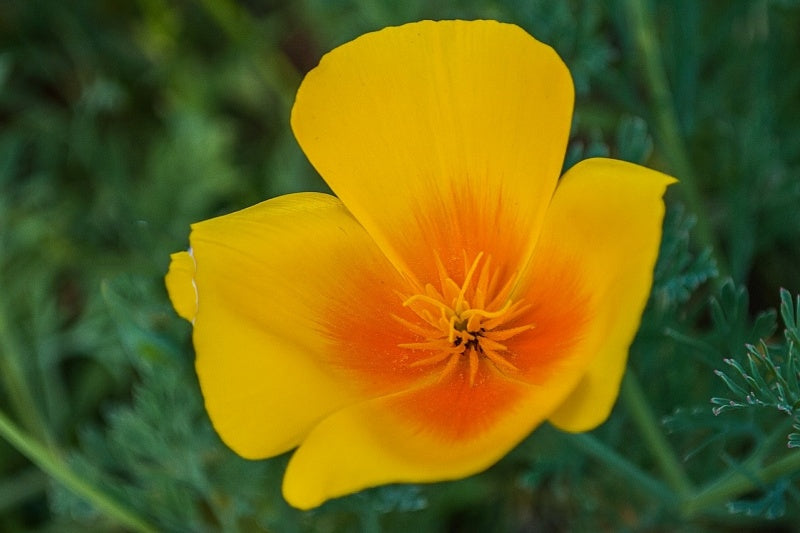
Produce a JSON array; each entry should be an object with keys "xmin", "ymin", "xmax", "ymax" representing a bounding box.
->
[
  {"xmin": 177, "ymin": 193, "xmax": 412, "ymax": 458},
  {"xmin": 531, "ymin": 158, "xmax": 676, "ymax": 431},
  {"xmin": 291, "ymin": 20, "xmax": 574, "ymax": 287}
]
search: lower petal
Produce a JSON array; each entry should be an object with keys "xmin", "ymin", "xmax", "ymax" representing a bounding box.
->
[
  {"xmin": 282, "ymin": 366, "xmax": 577, "ymax": 510},
  {"xmin": 534, "ymin": 158, "xmax": 676, "ymax": 432}
]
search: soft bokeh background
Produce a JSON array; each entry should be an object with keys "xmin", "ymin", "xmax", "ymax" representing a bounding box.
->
[{"xmin": 1, "ymin": 1, "xmax": 799, "ymax": 531}]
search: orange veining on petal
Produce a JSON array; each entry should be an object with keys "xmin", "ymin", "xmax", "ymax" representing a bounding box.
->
[
  {"xmin": 391, "ymin": 249, "xmax": 592, "ymax": 441},
  {"xmin": 319, "ymin": 243, "xmax": 453, "ymax": 395},
  {"xmin": 323, "ymin": 239, "xmax": 592, "ymax": 441},
  {"xmin": 392, "ymin": 367, "xmax": 528, "ymax": 441}
]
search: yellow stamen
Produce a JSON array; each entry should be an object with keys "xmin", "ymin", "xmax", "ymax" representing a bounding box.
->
[
  {"xmin": 462, "ymin": 299, "xmax": 513, "ymax": 321},
  {"xmin": 468, "ymin": 348, "xmax": 479, "ymax": 386},
  {"xmin": 391, "ymin": 314, "xmax": 439, "ymax": 338},
  {"xmin": 447, "ymin": 314, "xmax": 458, "ymax": 344},
  {"xmin": 403, "ymin": 293, "xmax": 450, "ymax": 313},
  {"xmin": 439, "ymin": 353, "xmax": 461, "ymax": 382},
  {"xmin": 475, "ymin": 336, "xmax": 508, "ymax": 353},
  {"xmin": 482, "ymin": 348, "xmax": 520, "ymax": 375},
  {"xmin": 398, "ymin": 251, "xmax": 533, "ymax": 386},
  {"xmin": 409, "ymin": 350, "xmax": 457, "ymax": 368},
  {"xmin": 456, "ymin": 251, "xmax": 484, "ymax": 313},
  {"xmin": 484, "ymin": 324, "xmax": 535, "ymax": 341},
  {"xmin": 399, "ymin": 339, "xmax": 454, "ymax": 351},
  {"xmin": 473, "ymin": 254, "xmax": 493, "ymax": 310}
]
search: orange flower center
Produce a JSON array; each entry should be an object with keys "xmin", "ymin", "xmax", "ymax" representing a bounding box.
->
[{"xmin": 395, "ymin": 252, "xmax": 533, "ymax": 386}]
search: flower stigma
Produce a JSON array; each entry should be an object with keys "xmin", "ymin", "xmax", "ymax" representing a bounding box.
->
[{"xmin": 396, "ymin": 252, "xmax": 534, "ymax": 386}]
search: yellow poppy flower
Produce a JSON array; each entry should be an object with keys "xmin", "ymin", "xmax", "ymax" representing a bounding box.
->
[{"xmin": 165, "ymin": 19, "xmax": 675, "ymax": 510}]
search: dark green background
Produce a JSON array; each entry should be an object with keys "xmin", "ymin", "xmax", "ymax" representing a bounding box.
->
[{"xmin": 1, "ymin": 1, "xmax": 799, "ymax": 531}]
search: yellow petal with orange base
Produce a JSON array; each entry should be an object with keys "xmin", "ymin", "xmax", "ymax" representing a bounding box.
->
[
  {"xmin": 291, "ymin": 20, "xmax": 573, "ymax": 287},
  {"xmin": 279, "ymin": 205, "xmax": 617, "ymax": 508},
  {"xmin": 283, "ymin": 364, "xmax": 584, "ymax": 510},
  {"xmin": 538, "ymin": 158, "xmax": 676, "ymax": 432},
  {"xmin": 166, "ymin": 193, "xmax": 412, "ymax": 458}
]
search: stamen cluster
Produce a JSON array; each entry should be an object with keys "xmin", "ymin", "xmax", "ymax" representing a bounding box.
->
[{"xmin": 396, "ymin": 252, "xmax": 533, "ymax": 385}]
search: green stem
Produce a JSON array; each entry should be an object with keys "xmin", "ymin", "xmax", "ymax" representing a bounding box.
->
[
  {"xmin": 568, "ymin": 432, "xmax": 677, "ymax": 505},
  {"xmin": 0, "ymin": 408, "xmax": 157, "ymax": 533},
  {"xmin": 622, "ymin": 0, "xmax": 728, "ymax": 277},
  {"xmin": 682, "ymin": 419, "xmax": 798, "ymax": 516},
  {"xmin": 0, "ymin": 295, "xmax": 53, "ymax": 449},
  {"xmin": 683, "ymin": 449, "xmax": 800, "ymax": 517},
  {"xmin": 621, "ymin": 372, "xmax": 694, "ymax": 496}
]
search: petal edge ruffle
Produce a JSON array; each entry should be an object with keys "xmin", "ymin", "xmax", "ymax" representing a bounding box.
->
[{"xmin": 166, "ymin": 251, "xmax": 198, "ymax": 322}]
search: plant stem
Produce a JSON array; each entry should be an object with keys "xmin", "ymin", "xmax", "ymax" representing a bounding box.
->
[
  {"xmin": 622, "ymin": 0, "xmax": 727, "ymax": 277},
  {"xmin": 621, "ymin": 372, "xmax": 694, "ymax": 497},
  {"xmin": 0, "ymin": 408, "xmax": 157, "ymax": 533},
  {"xmin": 568, "ymin": 432, "xmax": 677, "ymax": 505},
  {"xmin": 683, "ymin": 449, "xmax": 800, "ymax": 516},
  {"xmin": 0, "ymin": 295, "xmax": 53, "ymax": 449},
  {"xmin": 682, "ymin": 419, "xmax": 799, "ymax": 516}
]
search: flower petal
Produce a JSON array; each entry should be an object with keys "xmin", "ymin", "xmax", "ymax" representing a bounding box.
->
[
  {"xmin": 183, "ymin": 193, "xmax": 411, "ymax": 458},
  {"xmin": 531, "ymin": 158, "xmax": 676, "ymax": 432},
  {"xmin": 282, "ymin": 367, "xmax": 577, "ymax": 510},
  {"xmin": 165, "ymin": 251, "xmax": 197, "ymax": 322},
  {"xmin": 291, "ymin": 20, "xmax": 574, "ymax": 285}
]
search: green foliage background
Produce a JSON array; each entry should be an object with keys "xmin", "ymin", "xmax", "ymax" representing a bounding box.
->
[{"xmin": 1, "ymin": 0, "xmax": 799, "ymax": 531}]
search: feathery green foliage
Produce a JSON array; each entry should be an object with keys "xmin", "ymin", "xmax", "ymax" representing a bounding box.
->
[{"xmin": 1, "ymin": 1, "xmax": 800, "ymax": 531}]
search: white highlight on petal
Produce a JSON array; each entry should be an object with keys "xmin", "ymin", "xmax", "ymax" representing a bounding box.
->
[{"xmin": 188, "ymin": 246, "xmax": 199, "ymax": 325}]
